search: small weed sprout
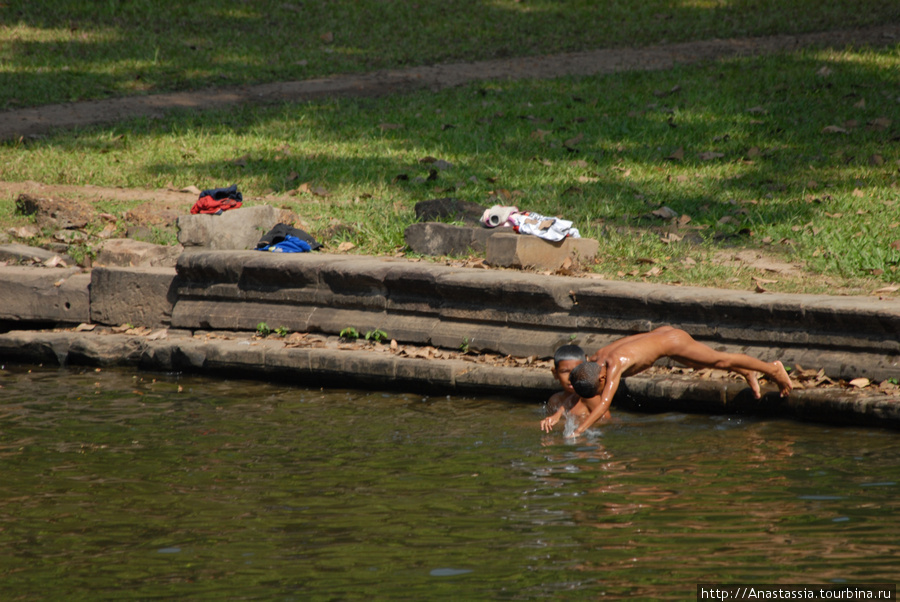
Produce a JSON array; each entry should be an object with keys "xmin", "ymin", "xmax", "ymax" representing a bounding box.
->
[
  {"xmin": 365, "ymin": 329, "xmax": 388, "ymax": 343},
  {"xmin": 459, "ymin": 337, "xmax": 470, "ymax": 354},
  {"xmin": 275, "ymin": 326, "xmax": 290, "ymax": 337},
  {"xmin": 340, "ymin": 327, "xmax": 360, "ymax": 340},
  {"xmin": 256, "ymin": 322, "xmax": 271, "ymax": 337}
]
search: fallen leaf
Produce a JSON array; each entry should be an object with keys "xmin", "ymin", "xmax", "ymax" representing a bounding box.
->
[
  {"xmin": 822, "ymin": 125, "xmax": 848, "ymax": 134},
  {"xmin": 379, "ymin": 123, "xmax": 403, "ymax": 130},
  {"xmin": 854, "ymin": 98, "xmax": 866, "ymax": 109},
  {"xmin": 816, "ymin": 66, "xmax": 833, "ymax": 77},
  {"xmin": 666, "ymin": 147, "xmax": 684, "ymax": 161},
  {"xmin": 652, "ymin": 206, "xmax": 678, "ymax": 220},
  {"xmin": 697, "ymin": 151, "xmax": 725, "ymax": 161},
  {"xmin": 848, "ymin": 377, "xmax": 870, "ymax": 388},
  {"xmin": 872, "ymin": 285, "xmax": 900, "ymax": 294},
  {"xmin": 231, "ymin": 155, "xmax": 249, "ymax": 166},
  {"xmin": 852, "ymin": 188, "xmax": 865, "ymax": 198},
  {"xmin": 531, "ymin": 129, "xmax": 551, "ymax": 141},
  {"xmin": 746, "ymin": 106, "xmax": 767, "ymax": 115},
  {"xmin": 577, "ymin": 175, "xmax": 599, "ymax": 183},
  {"xmin": 337, "ymin": 242, "xmax": 356, "ymax": 252},
  {"xmin": 659, "ymin": 232, "xmax": 683, "ymax": 244},
  {"xmin": 868, "ymin": 117, "xmax": 892, "ymax": 131},
  {"xmin": 320, "ymin": 31, "xmax": 334, "ymax": 43},
  {"xmin": 869, "ymin": 154, "xmax": 884, "ymax": 166}
]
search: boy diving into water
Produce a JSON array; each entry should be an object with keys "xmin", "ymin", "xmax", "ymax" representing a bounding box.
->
[{"xmin": 541, "ymin": 326, "xmax": 793, "ymax": 437}]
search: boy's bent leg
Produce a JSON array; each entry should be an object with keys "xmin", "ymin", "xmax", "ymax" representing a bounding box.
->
[{"xmin": 665, "ymin": 330, "xmax": 792, "ymax": 398}]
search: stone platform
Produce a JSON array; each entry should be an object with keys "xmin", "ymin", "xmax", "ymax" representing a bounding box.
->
[{"xmin": 0, "ymin": 252, "xmax": 898, "ymax": 429}]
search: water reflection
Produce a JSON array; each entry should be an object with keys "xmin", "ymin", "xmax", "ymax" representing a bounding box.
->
[{"xmin": 0, "ymin": 365, "xmax": 898, "ymax": 599}]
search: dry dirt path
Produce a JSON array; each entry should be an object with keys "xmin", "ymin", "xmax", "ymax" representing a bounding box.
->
[{"xmin": 1, "ymin": 24, "xmax": 898, "ymax": 140}]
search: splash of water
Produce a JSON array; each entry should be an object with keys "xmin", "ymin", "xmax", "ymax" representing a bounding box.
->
[{"xmin": 562, "ymin": 410, "xmax": 580, "ymax": 438}]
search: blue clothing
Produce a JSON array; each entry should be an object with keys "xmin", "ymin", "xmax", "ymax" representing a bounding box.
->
[{"xmin": 257, "ymin": 234, "xmax": 313, "ymax": 253}]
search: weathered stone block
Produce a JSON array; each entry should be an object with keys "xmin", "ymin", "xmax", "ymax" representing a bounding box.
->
[
  {"xmin": 486, "ymin": 232, "xmax": 599, "ymax": 270},
  {"xmin": 0, "ymin": 243, "xmax": 75, "ymax": 266},
  {"xmin": 90, "ymin": 267, "xmax": 179, "ymax": 328},
  {"xmin": 95, "ymin": 238, "xmax": 183, "ymax": 268},
  {"xmin": 404, "ymin": 222, "xmax": 497, "ymax": 256},
  {"xmin": 0, "ymin": 266, "xmax": 90, "ymax": 324},
  {"xmin": 177, "ymin": 205, "xmax": 281, "ymax": 250}
]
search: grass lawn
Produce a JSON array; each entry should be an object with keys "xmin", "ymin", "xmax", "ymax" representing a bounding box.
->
[
  {"xmin": 2, "ymin": 0, "xmax": 899, "ymax": 107},
  {"xmin": 2, "ymin": 43, "xmax": 898, "ymax": 294},
  {"xmin": 1, "ymin": 2, "xmax": 898, "ymax": 295}
]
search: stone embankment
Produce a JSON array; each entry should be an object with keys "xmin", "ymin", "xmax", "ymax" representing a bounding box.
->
[{"xmin": 1, "ymin": 251, "xmax": 898, "ymax": 429}]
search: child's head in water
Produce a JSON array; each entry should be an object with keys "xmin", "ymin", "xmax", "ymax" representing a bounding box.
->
[
  {"xmin": 570, "ymin": 361, "xmax": 603, "ymax": 398},
  {"xmin": 552, "ymin": 344, "xmax": 586, "ymax": 394}
]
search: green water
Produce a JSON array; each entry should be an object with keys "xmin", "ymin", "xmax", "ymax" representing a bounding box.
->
[{"xmin": 1, "ymin": 365, "xmax": 898, "ymax": 600}]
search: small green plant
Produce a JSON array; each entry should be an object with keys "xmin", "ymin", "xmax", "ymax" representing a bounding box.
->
[
  {"xmin": 365, "ymin": 329, "xmax": 388, "ymax": 343},
  {"xmin": 340, "ymin": 327, "xmax": 360, "ymax": 340},
  {"xmin": 459, "ymin": 337, "xmax": 470, "ymax": 354},
  {"xmin": 568, "ymin": 333, "xmax": 578, "ymax": 342},
  {"xmin": 275, "ymin": 326, "xmax": 290, "ymax": 337},
  {"xmin": 256, "ymin": 322, "xmax": 271, "ymax": 337}
]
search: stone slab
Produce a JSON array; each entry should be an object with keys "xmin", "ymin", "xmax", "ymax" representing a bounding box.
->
[
  {"xmin": 0, "ymin": 243, "xmax": 75, "ymax": 266},
  {"xmin": 0, "ymin": 266, "xmax": 90, "ymax": 324},
  {"xmin": 486, "ymin": 232, "xmax": 599, "ymax": 270},
  {"xmin": 90, "ymin": 266, "xmax": 179, "ymax": 328},
  {"xmin": 95, "ymin": 238, "xmax": 183, "ymax": 268},
  {"xmin": 404, "ymin": 222, "xmax": 498, "ymax": 256},
  {"xmin": 176, "ymin": 205, "xmax": 281, "ymax": 250}
]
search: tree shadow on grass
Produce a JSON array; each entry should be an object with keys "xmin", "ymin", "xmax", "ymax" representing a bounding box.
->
[{"xmin": 2, "ymin": 0, "xmax": 899, "ymax": 107}]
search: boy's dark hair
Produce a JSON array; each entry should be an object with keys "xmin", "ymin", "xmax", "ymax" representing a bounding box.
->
[
  {"xmin": 570, "ymin": 362, "xmax": 601, "ymax": 398},
  {"xmin": 553, "ymin": 344, "xmax": 586, "ymax": 368}
]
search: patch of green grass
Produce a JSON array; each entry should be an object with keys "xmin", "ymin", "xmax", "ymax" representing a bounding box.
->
[
  {"xmin": 1, "ymin": 46, "xmax": 898, "ymax": 293},
  {"xmin": 1, "ymin": 0, "xmax": 898, "ymax": 108}
]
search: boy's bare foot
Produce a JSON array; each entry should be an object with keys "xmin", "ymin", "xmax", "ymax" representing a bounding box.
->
[
  {"xmin": 737, "ymin": 369, "xmax": 762, "ymax": 399},
  {"xmin": 771, "ymin": 361, "xmax": 793, "ymax": 397}
]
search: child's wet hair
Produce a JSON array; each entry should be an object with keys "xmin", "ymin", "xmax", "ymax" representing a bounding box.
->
[
  {"xmin": 570, "ymin": 362, "xmax": 601, "ymax": 398},
  {"xmin": 553, "ymin": 344, "xmax": 586, "ymax": 368}
]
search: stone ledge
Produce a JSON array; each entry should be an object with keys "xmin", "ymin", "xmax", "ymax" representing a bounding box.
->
[{"xmin": 0, "ymin": 329, "xmax": 896, "ymax": 429}]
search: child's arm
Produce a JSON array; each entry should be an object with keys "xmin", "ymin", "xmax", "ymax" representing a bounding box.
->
[
  {"xmin": 540, "ymin": 405, "xmax": 566, "ymax": 432},
  {"xmin": 572, "ymin": 362, "xmax": 622, "ymax": 436}
]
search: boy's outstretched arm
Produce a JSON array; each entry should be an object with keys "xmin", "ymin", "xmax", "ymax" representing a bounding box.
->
[
  {"xmin": 540, "ymin": 406, "xmax": 566, "ymax": 432},
  {"xmin": 572, "ymin": 364, "xmax": 622, "ymax": 436}
]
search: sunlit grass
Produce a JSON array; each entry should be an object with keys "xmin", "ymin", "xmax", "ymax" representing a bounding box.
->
[{"xmin": 2, "ymin": 44, "xmax": 898, "ymax": 294}]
